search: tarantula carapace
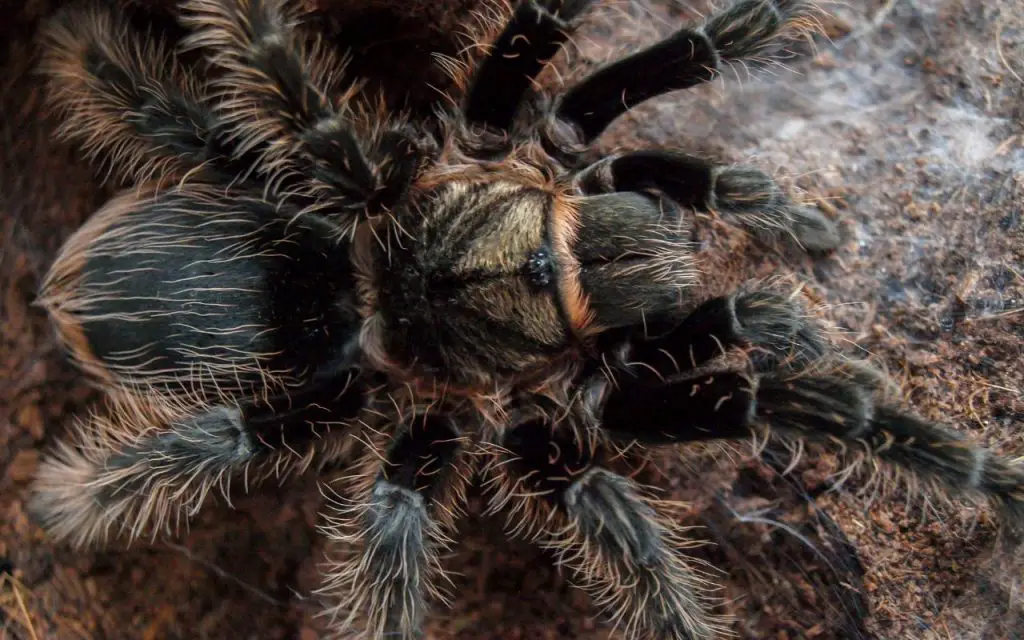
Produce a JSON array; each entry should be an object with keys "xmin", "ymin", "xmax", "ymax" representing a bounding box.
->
[{"xmin": 29, "ymin": 0, "xmax": 1024, "ymax": 638}]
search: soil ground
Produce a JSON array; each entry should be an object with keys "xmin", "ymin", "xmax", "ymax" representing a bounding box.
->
[{"xmin": 1, "ymin": 0, "xmax": 1022, "ymax": 639}]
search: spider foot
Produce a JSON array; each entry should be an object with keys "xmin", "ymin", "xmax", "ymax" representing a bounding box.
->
[
  {"xmin": 550, "ymin": 0, "xmax": 823, "ymax": 145},
  {"xmin": 598, "ymin": 353, "xmax": 1024, "ymax": 540},
  {"xmin": 704, "ymin": 0, "xmax": 819, "ymax": 62},
  {"xmin": 39, "ymin": 4, "xmax": 225, "ymax": 185},
  {"xmin": 713, "ymin": 166, "xmax": 841, "ymax": 253},
  {"xmin": 31, "ymin": 373, "xmax": 365, "ymax": 549}
]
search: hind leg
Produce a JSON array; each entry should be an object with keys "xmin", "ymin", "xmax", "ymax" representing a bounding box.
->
[
  {"xmin": 31, "ymin": 371, "xmax": 369, "ymax": 547},
  {"xmin": 483, "ymin": 416, "xmax": 724, "ymax": 639}
]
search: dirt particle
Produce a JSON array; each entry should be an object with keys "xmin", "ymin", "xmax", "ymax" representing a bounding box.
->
[{"xmin": 5, "ymin": 450, "xmax": 39, "ymax": 484}]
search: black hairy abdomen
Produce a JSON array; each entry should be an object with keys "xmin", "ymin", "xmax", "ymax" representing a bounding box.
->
[{"xmin": 76, "ymin": 188, "xmax": 361, "ymax": 395}]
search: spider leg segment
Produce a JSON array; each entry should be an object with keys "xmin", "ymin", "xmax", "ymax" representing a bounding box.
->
[
  {"xmin": 551, "ymin": 0, "xmax": 819, "ymax": 144},
  {"xmin": 29, "ymin": 370, "xmax": 369, "ymax": 549},
  {"xmin": 575, "ymin": 150, "xmax": 841, "ymax": 253},
  {"xmin": 319, "ymin": 412, "xmax": 472, "ymax": 638},
  {"xmin": 463, "ymin": 0, "xmax": 597, "ymax": 131},
  {"xmin": 181, "ymin": 0, "xmax": 423, "ymax": 212},
  {"xmin": 39, "ymin": 4, "xmax": 241, "ymax": 186},
  {"xmin": 595, "ymin": 292, "xmax": 1024, "ymax": 532},
  {"xmin": 612, "ymin": 290, "xmax": 829, "ymax": 379},
  {"xmin": 485, "ymin": 417, "xmax": 722, "ymax": 640}
]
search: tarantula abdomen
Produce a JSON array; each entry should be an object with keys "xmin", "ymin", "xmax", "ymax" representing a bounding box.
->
[{"xmin": 38, "ymin": 186, "xmax": 362, "ymax": 398}]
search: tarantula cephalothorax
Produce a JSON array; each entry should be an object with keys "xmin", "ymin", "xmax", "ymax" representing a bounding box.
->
[{"xmin": 29, "ymin": 0, "xmax": 1024, "ymax": 637}]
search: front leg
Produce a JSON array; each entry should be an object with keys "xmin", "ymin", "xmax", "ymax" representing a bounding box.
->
[
  {"xmin": 575, "ymin": 150, "xmax": 840, "ymax": 253},
  {"xmin": 549, "ymin": 0, "xmax": 819, "ymax": 144},
  {"xmin": 587, "ymin": 286, "xmax": 828, "ymax": 444},
  {"xmin": 600, "ymin": 288, "xmax": 828, "ymax": 384},
  {"xmin": 463, "ymin": 0, "xmax": 596, "ymax": 132}
]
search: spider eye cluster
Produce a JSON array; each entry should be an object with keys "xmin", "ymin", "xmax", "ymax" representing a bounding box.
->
[{"xmin": 526, "ymin": 247, "xmax": 554, "ymax": 288}]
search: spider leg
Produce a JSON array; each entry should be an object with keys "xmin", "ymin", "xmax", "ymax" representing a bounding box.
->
[
  {"xmin": 318, "ymin": 411, "xmax": 472, "ymax": 638},
  {"xmin": 594, "ymin": 318, "xmax": 1024, "ymax": 535},
  {"xmin": 181, "ymin": 0, "xmax": 423, "ymax": 214},
  {"xmin": 575, "ymin": 150, "xmax": 840, "ymax": 253},
  {"xmin": 549, "ymin": 0, "xmax": 820, "ymax": 145},
  {"xmin": 39, "ymin": 4, "xmax": 243, "ymax": 187},
  {"xmin": 609, "ymin": 289, "xmax": 829, "ymax": 380},
  {"xmin": 484, "ymin": 417, "xmax": 722, "ymax": 639},
  {"xmin": 463, "ymin": 0, "xmax": 596, "ymax": 131},
  {"xmin": 30, "ymin": 370, "xmax": 369, "ymax": 549}
]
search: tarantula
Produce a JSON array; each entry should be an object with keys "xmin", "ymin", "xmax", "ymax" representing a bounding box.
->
[{"xmin": 28, "ymin": 0, "xmax": 1024, "ymax": 637}]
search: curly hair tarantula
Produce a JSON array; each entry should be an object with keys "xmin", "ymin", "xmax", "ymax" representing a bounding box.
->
[{"xmin": 27, "ymin": 0, "xmax": 1024, "ymax": 637}]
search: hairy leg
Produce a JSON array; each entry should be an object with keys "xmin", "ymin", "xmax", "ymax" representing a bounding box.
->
[
  {"xmin": 181, "ymin": 0, "xmax": 422, "ymax": 213},
  {"xmin": 575, "ymin": 150, "xmax": 840, "ymax": 253},
  {"xmin": 30, "ymin": 370, "xmax": 369, "ymax": 548},
  {"xmin": 597, "ymin": 288, "xmax": 828, "ymax": 383},
  {"xmin": 484, "ymin": 417, "xmax": 723, "ymax": 639},
  {"xmin": 317, "ymin": 411, "xmax": 472, "ymax": 638},
  {"xmin": 463, "ymin": 0, "xmax": 596, "ymax": 132},
  {"xmin": 547, "ymin": 0, "xmax": 819, "ymax": 145},
  {"xmin": 39, "ymin": 4, "xmax": 243, "ymax": 187},
  {"xmin": 593, "ymin": 326, "xmax": 1024, "ymax": 535}
]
